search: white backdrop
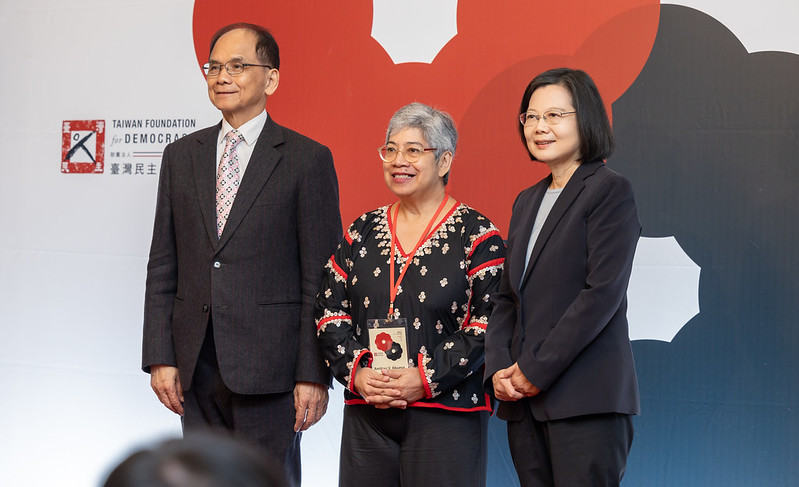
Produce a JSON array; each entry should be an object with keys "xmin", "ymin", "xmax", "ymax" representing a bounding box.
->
[{"xmin": 1, "ymin": 1, "xmax": 797, "ymax": 486}]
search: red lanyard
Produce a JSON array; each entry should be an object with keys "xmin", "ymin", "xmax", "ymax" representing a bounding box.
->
[{"xmin": 387, "ymin": 195, "xmax": 449, "ymax": 319}]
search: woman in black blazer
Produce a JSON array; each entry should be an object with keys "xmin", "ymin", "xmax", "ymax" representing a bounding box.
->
[{"xmin": 485, "ymin": 68, "xmax": 641, "ymax": 487}]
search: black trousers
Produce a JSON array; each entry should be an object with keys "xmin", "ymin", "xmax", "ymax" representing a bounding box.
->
[
  {"xmin": 182, "ymin": 324, "xmax": 299, "ymax": 487},
  {"xmin": 507, "ymin": 404, "xmax": 634, "ymax": 487},
  {"xmin": 339, "ymin": 404, "xmax": 488, "ymax": 487}
]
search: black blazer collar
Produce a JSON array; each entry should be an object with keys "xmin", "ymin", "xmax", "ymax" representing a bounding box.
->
[{"xmin": 518, "ymin": 160, "xmax": 604, "ymax": 288}]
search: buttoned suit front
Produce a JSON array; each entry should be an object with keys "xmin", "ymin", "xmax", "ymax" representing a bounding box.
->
[{"xmin": 142, "ymin": 114, "xmax": 341, "ymax": 420}]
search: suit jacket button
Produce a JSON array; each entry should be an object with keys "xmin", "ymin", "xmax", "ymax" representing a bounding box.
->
[
  {"xmin": 213, "ymin": 261, "xmax": 221, "ymax": 268},
  {"xmin": 202, "ymin": 304, "xmax": 209, "ymax": 312}
]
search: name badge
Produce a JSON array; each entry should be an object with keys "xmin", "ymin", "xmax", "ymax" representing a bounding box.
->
[{"xmin": 366, "ymin": 318, "xmax": 410, "ymax": 370}]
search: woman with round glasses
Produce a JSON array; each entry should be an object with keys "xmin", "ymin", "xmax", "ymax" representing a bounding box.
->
[
  {"xmin": 485, "ymin": 68, "xmax": 641, "ymax": 486},
  {"xmin": 315, "ymin": 102, "xmax": 505, "ymax": 486}
]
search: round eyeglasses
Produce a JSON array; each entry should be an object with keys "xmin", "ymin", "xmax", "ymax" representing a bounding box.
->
[
  {"xmin": 203, "ymin": 61, "xmax": 272, "ymax": 77},
  {"xmin": 519, "ymin": 110, "xmax": 576, "ymax": 126},
  {"xmin": 378, "ymin": 145, "xmax": 437, "ymax": 163}
]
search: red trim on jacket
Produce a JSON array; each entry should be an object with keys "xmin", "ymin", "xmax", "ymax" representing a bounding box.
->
[
  {"xmin": 330, "ymin": 258, "xmax": 348, "ymax": 281},
  {"xmin": 348, "ymin": 349, "xmax": 372, "ymax": 394},
  {"xmin": 418, "ymin": 352, "xmax": 433, "ymax": 399},
  {"xmin": 467, "ymin": 258, "xmax": 505, "ymax": 277},
  {"xmin": 316, "ymin": 313, "xmax": 351, "ymax": 332},
  {"xmin": 464, "ymin": 321, "xmax": 488, "ymax": 331},
  {"xmin": 468, "ymin": 230, "xmax": 501, "ymax": 259},
  {"xmin": 343, "ymin": 395, "xmax": 493, "ymax": 413}
]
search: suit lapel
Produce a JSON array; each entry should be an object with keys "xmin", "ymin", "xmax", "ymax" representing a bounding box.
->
[
  {"xmin": 519, "ymin": 161, "xmax": 602, "ymax": 288},
  {"xmin": 217, "ymin": 116, "xmax": 284, "ymax": 248},
  {"xmin": 193, "ymin": 123, "xmax": 222, "ymax": 248},
  {"xmin": 508, "ymin": 181, "xmax": 549, "ymax": 293}
]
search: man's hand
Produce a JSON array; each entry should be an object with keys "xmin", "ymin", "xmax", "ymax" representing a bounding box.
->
[
  {"xmin": 492, "ymin": 366, "xmax": 525, "ymax": 402},
  {"xmin": 492, "ymin": 363, "xmax": 540, "ymax": 401},
  {"xmin": 150, "ymin": 364, "xmax": 184, "ymax": 415},
  {"xmin": 293, "ymin": 382, "xmax": 329, "ymax": 432},
  {"xmin": 506, "ymin": 363, "xmax": 540, "ymax": 397}
]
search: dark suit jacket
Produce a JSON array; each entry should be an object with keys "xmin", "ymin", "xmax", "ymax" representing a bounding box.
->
[
  {"xmin": 142, "ymin": 115, "xmax": 342, "ymax": 395},
  {"xmin": 485, "ymin": 161, "xmax": 641, "ymax": 421}
]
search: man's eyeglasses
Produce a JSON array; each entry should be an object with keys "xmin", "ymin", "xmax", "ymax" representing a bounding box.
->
[
  {"xmin": 203, "ymin": 61, "xmax": 272, "ymax": 77},
  {"xmin": 378, "ymin": 145, "xmax": 437, "ymax": 163},
  {"xmin": 519, "ymin": 110, "xmax": 576, "ymax": 126}
]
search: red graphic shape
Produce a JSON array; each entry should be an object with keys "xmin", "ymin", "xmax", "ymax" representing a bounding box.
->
[
  {"xmin": 192, "ymin": 1, "xmax": 659, "ymax": 233},
  {"xmin": 62, "ymin": 120, "xmax": 105, "ymax": 174},
  {"xmin": 374, "ymin": 332, "xmax": 393, "ymax": 352}
]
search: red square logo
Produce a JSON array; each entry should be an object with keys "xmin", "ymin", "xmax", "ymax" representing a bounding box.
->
[{"xmin": 62, "ymin": 120, "xmax": 105, "ymax": 173}]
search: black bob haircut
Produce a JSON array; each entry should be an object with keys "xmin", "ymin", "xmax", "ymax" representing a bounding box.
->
[{"xmin": 518, "ymin": 68, "xmax": 614, "ymax": 163}]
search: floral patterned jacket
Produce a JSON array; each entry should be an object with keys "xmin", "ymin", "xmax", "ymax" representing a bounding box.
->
[{"xmin": 315, "ymin": 202, "xmax": 505, "ymax": 411}]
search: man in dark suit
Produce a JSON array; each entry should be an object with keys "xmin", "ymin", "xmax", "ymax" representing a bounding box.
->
[{"xmin": 142, "ymin": 23, "xmax": 342, "ymax": 486}]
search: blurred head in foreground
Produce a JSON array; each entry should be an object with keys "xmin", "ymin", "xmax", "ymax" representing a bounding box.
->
[{"xmin": 102, "ymin": 432, "xmax": 288, "ymax": 487}]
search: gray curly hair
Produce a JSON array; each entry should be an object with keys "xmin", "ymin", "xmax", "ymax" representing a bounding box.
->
[{"xmin": 385, "ymin": 102, "xmax": 457, "ymax": 185}]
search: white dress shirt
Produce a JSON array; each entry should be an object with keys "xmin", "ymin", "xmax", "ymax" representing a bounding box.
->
[{"xmin": 216, "ymin": 110, "xmax": 268, "ymax": 178}]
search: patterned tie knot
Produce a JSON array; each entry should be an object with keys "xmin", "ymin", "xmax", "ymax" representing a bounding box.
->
[{"xmin": 224, "ymin": 129, "xmax": 245, "ymax": 152}]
